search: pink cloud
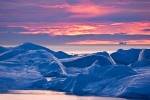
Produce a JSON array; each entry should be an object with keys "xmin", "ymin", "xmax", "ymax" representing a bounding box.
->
[
  {"xmin": 65, "ymin": 0, "xmax": 121, "ymax": 18},
  {"xmin": 1, "ymin": 22, "xmax": 149, "ymax": 36}
]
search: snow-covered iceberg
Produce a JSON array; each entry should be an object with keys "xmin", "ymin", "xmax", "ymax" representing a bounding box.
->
[
  {"xmin": 48, "ymin": 61, "xmax": 136, "ymax": 94},
  {"xmin": 0, "ymin": 49, "xmax": 28, "ymax": 61},
  {"xmin": 47, "ymin": 49, "xmax": 150, "ymax": 99},
  {"xmin": 0, "ymin": 43, "xmax": 70, "ymax": 91},
  {"xmin": 0, "ymin": 43, "xmax": 150, "ymax": 100},
  {"xmin": 129, "ymin": 49, "xmax": 150, "ymax": 68},
  {"xmin": 0, "ymin": 61, "xmax": 47, "ymax": 90},
  {"xmin": 62, "ymin": 52, "xmax": 115, "ymax": 68},
  {"xmin": 13, "ymin": 42, "xmax": 72, "ymax": 59},
  {"xmin": 0, "ymin": 46, "xmax": 8, "ymax": 54},
  {"xmin": 101, "ymin": 68, "xmax": 150, "ymax": 99},
  {"xmin": 6, "ymin": 50, "xmax": 67, "ymax": 77},
  {"xmin": 111, "ymin": 49, "xmax": 141, "ymax": 65},
  {"xmin": 14, "ymin": 42, "xmax": 55, "ymax": 54},
  {"xmin": 138, "ymin": 49, "xmax": 150, "ymax": 61}
]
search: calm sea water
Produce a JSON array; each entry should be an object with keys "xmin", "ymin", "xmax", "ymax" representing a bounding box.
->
[
  {"xmin": 3, "ymin": 44, "xmax": 150, "ymax": 54},
  {"xmin": 0, "ymin": 90, "xmax": 128, "ymax": 100},
  {"xmin": 46, "ymin": 44, "xmax": 150, "ymax": 54}
]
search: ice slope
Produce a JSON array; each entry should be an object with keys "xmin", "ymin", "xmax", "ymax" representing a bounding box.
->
[
  {"xmin": 0, "ymin": 43, "xmax": 150, "ymax": 99},
  {"xmin": 129, "ymin": 49, "xmax": 150, "ymax": 68},
  {"xmin": 0, "ymin": 61, "xmax": 48, "ymax": 90},
  {"xmin": 14, "ymin": 42, "xmax": 55, "ymax": 54},
  {"xmin": 101, "ymin": 70, "xmax": 150, "ymax": 99},
  {"xmin": 48, "ymin": 67, "xmax": 150, "ymax": 99},
  {"xmin": 62, "ymin": 52, "xmax": 115, "ymax": 68},
  {"xmin": 83, "ymin": 67, "xmax": 150, "ymax": 99},
  {"xmin": 7, "ymin": 50, "xmax": 67, "ymax": 77},
  {"xmin": 48, "ymin": 61, "xmax": 136, "ymax": 95},
  {"xmin": 83, "ymin": 61, "xmax": 136, "ymax": 80},
  {"xmin": 48, "ymin": 49, "xmax": 150, "ymax": 99},
  {"xmin": 129, "ymin": 58, "xmax": 150, "ymax": 68},
  {"xmin": 0, "ymin": 49, "xmax": 28, "ymax": 61},
  {"xmin": 13, "ymin": 42, "xmax": 72, "ymax": 59},
  {"xmin": 111, "ymin": 49, "xmax": 141, "ymax": 65},
  {"xmin": 0, "ymin": 46, "xmax": 8, "ymax": 54},
  {"xmin": 138, "ymin": 49, "xmax": 150, "ymax": 61},
  {"xmin": 54, "ymin": 51, "xmax": 73, "ymax": 59}
]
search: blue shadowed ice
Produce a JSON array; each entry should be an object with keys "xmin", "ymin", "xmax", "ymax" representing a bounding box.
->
[{"xmin": 0, "ymin": 42, "xmax": 150, "ymax": 99}]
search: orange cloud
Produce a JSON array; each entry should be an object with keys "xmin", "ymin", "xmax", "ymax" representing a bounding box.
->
[
  {"xmin": 66, "ymin": 0, "xmax": 120, "ymax": 18},
  {"xmin": 20, "ymin": 0, "xmax": 121, "ymax": 19},
  {"xmin": 1, "ymin": 22, "xmax": 150, "ymax": 36}
]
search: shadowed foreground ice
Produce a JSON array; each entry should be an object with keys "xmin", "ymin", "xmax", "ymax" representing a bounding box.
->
[{"xmin": 0, "ymin": 43, "xmax": 150, "ymax": 99}]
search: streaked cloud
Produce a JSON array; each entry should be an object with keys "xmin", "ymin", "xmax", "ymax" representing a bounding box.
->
[
  {"xmin": 0, "ymin": 22, "xmax": 149, "ymax": 35},
  {"xmin": 66, "ymin": 0, "xmax": 120, "ymax": 18},
  {"xmin": 0, "ymin": 33, "xmax": 150, "ymax": 45},
  {"xmin": 0, "ymin": 0, "xmax": 150, "ymax": 44},
  {"xmin": 142, "ymin": 29, "xmax": 150, "ymax": 32},
  {"xmin": 0, "ymin": 0, "xmax": 150, "ymax": 22}
]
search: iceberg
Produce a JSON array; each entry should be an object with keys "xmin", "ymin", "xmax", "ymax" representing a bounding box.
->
[
  {"xmin": 102, "ymin": 73, "xmax": 150, "ymax": 99},
  {"xmin": 0, "ymin": 49, "xmax": 28, "ymax": 61},
  {"xmin": 129, "ymin": 49, "xmax": 150, "ymax": 68},
  {"xmin": 48, "ymin": 61, "xmax": 136, "ymax": 95},
  {"xmin": 54, "ymin": 51, "xmax": 73, "ymax": 59},
  {"xmin": 83, "ymin": 61, "xmax": 135, "ymax": 79},
  {"xmin": 62, "ymin": 52, "xmax": 115, "ymax": 68},
  {"xmin": 138, "ymin": 49, "xmax": 150, "ymax": 61},
  {"xmin": 0, "ymin": 43, "xmax": 149, "ymax": 100},
  {"xmin": 47, "ymin": 48, "xmax": 150, "ymax": 99},
  {"xmin": 129, "ymin": 58, "xmax": 150, "ymax": 68},
  {"xmin": 6, "ymin": 50, "xmax": 67, "ymax": 77},
  {"xmin": 0, "ymin": 61, "xmax": 48, "ymax": 90},
  {"xmin": 14, "ymin": 42, "xmax": 55, "ymax": 54},
  {"xmin": 111, "ymin": 49, "xmax": 141, "ymax": 65},
  {"xmin": 14, "ymin": 42, "xmax": 72, "ymax": 59},
  {"xmin": 0, "ymin": 46, "xmax": 8, "ymax": 54}
]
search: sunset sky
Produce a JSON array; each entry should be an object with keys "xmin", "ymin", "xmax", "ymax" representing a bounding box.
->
[{"xmin": 0, "ymin": 0, "xmax": 150, "ymax": 45}]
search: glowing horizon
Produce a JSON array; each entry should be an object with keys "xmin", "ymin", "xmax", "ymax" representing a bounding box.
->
[{"xmin": 65, "ymin": 40, "xmax": 150, "ymax": 45}]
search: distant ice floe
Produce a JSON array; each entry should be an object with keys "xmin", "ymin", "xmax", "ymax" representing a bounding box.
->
[{"xmin": 0, "ymin": 43, "xmax": 150, "ymax": 99}]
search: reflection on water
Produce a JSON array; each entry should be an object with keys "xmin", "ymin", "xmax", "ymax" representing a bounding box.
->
[{"xmin": 0, "ymin": 90, "xmax": 128, "ymax": 100}]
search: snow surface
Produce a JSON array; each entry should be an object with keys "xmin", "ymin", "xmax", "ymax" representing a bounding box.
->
[
  {"xmin": 14, "ymin": 42, "xmax": 73, "ymax": 59},
  {"xmin": 6, "ymin": 50, "xmax": 67, "ymax": 77},
  {"xmin": 111, "ymin": 48, "xmax": 141, "ymax": 65},
  {"xmin": 0, "ymin": 46, "xmax": 8, "ymax": 54},
  {"xmin": 138, "ymin": 49, "xmax": 150, "ymax": 61},
  {"xmin": 62, "ymin": 52, "xmax": 115, "ymax": 68},
  {"xmin": 0, "ymin": 43, "xmax": 150, "ymax": 99},
  {"xmin": 0, "ymin": 61, "xmax": 47, "ymax": 90}
]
